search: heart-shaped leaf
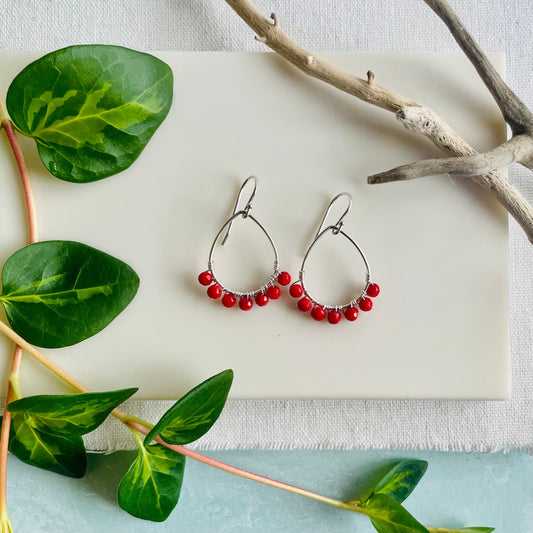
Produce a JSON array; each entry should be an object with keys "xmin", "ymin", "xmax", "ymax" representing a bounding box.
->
[
  {"xmin": 145, "ymin": 369, "xmax": 233, "ymax": 445},
  {"xmin": 8, "ymin": 388, "xmax": 137, "ymax": 435},
  {"xmin": 6, "ymin": 45, "xmax": 173, "ymax": 182},
  {"xmin": 9, "ymin": 413, "xmax": 86, "ymax": 478},
  {"xmin": 364, "ymin": 494, "xmax": 429, "ymax": 533},
  {"xmin": 0, "ymin": 240, "xmax": 139, "ymax": 348},
  {"xmin": 358, "ymin": 460, "xmax": 428, "ymax": 505},
  {"xmin": 118, "ymin": 443, "xmax": 186, "ymax": 522}
]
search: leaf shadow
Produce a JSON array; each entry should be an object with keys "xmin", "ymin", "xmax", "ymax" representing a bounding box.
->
[
  {"xmin": 338, "ymin": 459, "xmax": 402, "ymax": 502},
  {"xmin": 83, "ymin": 451, "xmax": 137, "ymax": 506}
]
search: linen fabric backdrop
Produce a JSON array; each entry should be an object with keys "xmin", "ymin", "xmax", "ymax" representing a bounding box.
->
[{"xmin": 0, "ymin": 0, "xmax": 532, "ymax": 452}]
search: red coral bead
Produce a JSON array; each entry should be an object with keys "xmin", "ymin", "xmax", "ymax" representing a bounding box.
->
[
  {"xmin": 222, "ymin": 293, "xmax": 236, "ymax": 308},
  {"xmin": 267, "ymin": 285, "xmax": 281, "ymax": 300},
  {"xmin": 297, "ymin": 297, "xmax": 312, "ymax": 312},
  {"xmin": 207, "ymin": 284, "xmax": 222, "ymax": 299},
  {"xmin": 359, "ymin": 297, "xmax": 373, "ymax": 311},
  {"xmin": 344, "ymin": 307, "xmax": 359, "ymax": 321},
  {"xmin": 277, "ymin": 271, "xmax": 292, "ymax": 286},
  {"xmin": 255, "ymin": 293, "xmax": 269, "ymax": 306},
  {"xmin": 311, "ymin": 306, "xmax": 326, "ymax": 321},
  {"xmin": 289, "ymin": 283, "xmax": 303, "ymax": 298},
  {"xmin": 239, "ymin": 297, "xmax": 253, "ymax": 311},
  {"xmin": 366, "ymin": 283, "xmax": 380, "ymax": 298},
  {"xmin": 198, "ymin": 271, "xmax": 213, "ymax": 286},
  {"xmin": 328, "ymin": 310, "xmax": 342, "ymax": 324}
]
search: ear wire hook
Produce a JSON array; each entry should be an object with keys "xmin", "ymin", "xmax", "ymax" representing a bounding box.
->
[
  {"xmin": 220, "ymin": 175, "xmax": 258, "ymax": 246},
  {"xmin": 314, "ymin": 192, "xmax": 353, "ymax": 238}
]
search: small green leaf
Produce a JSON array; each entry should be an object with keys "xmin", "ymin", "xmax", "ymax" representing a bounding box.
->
[
  {"xmin": 7, "ymin": 45, "xmax": 173, "ymax": 182},
  {"xmin": 118, "ymin": 443, "xmax": 185, "ymax": 522},
  {"xmin": 9, "ymin": 413, "xmax": 86, "ymax": 478},
  {"xmin": 145, "ymin": 369, "xmax": 233, "ymax": 445},
  {"xmin": 8, "ymin": 388, "xmax": 137, "ymax": 435},
  {"xmin": 364, "ymin": 494, "xmax": 429, "ymax": 533},
  {"xmin": 359, "ymin": 460, "xmax": 428, "ymax": 505},
  {"xmin": 0, "ymin": 240, "xmax": 139, "ymax": 348}
]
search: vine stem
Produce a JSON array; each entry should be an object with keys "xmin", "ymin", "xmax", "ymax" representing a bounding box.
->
[
  {"xmin": 0, "ymin": 98, "xmax": 39, "ymax": 531},
  {"xmin": 0, "ymin": 320, "xmax": 90, "ymax": 394},
  {"xmin": 129, "ymin": 421, "xmax": 361, "ymax": 512},
  {"xmin": 0, "ymin": 317, "xmax": 363, "ymax": 515},
  {"xmin": 1, "ymin": 118, "xmax": 39, "ymax": 243}
]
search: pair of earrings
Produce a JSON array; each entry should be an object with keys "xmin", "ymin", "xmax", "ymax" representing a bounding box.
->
[{"xmin": 198, "ymin": 176, "xmax": 380, "ymax": 324}]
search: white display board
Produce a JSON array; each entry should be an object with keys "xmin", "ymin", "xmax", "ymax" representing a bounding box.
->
[{"xmin": 0, "ymin": 51, "xmax": 508, "ymax": 400}]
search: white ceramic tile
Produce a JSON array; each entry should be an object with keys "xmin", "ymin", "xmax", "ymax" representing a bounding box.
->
[{"xmin": 0, "ymin": 51, "xmax": 507, "ymax": 399}]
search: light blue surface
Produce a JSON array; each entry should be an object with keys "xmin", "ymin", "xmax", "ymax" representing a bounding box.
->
[{"xmin": 7, "ymin": 449, "xmax": 532, "ymax": 532}]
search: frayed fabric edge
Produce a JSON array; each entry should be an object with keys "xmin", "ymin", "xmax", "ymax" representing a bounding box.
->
[{"xmin": 86, "ymin": 440, "xmax": 533, "ymax": 454}]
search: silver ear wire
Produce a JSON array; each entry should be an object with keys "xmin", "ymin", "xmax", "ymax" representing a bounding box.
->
[
  {"xmin": 314, "ymin": 192, "xmax": 352, "ymax": 238},
  {"xmin": 221, "ymin": 175, "xmax": 258, "ymax": 246}
]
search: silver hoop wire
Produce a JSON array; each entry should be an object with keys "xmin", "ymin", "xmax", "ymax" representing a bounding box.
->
[
  {"xmin": 206, "ymin": 177, "xmax": 281, "ymax": 298},
  {"xmin": 298, "ymin": 193, "xmax": 372, "ymax": 310}
]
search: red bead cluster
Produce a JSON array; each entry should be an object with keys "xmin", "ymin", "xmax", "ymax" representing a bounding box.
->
[
  {"xmin": 289, "ymin": 282, "xmax": 380, "ymax": 324},
  {"xmin": 198, "ymin": 270, "xmax": 292, "ymax": 310}
]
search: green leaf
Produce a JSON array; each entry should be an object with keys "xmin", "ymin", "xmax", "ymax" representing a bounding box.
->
[
  {"xmin": 360, "ymin": 459, "xmax": 428, "ymax": 505},
  {"xmin": 6, "ymin": 44, "xmax": 173, "ymax": 183},
  {"xmin": 364, "ymin": 494, "xmax": 429, "ymax": 533},
  {"xmin": 0, "ymin": 240, "xmax": 139, "ymax": 348},
  {"xmin": 7, "ymin": 388, "xmax": 137, "ymax": 435},
  {"xmin": 9, "ymin": 413, "xmax": 86, "ymax": 478},
  {"xmin": 145, "ymin": 369, "xmax": 233, "ymax": 445},
  {"xmin": 118, "ymin": 443, "xmax": 185, "ymax": 522}
]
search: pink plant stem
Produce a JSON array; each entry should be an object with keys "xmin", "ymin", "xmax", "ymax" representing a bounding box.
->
[
  {"xmin": 0, "ymin": 318, "xmax": 360, "ymax": 514},
  {"xmin": 0, "ymin": 115, "xmax": 39, "ymax": 525},
  {"xmin": 2, "ymin": 120, "xmax": 39, "ymax": 243},
  {"xmin": 128, "ymin": 422, "xmax": 359, "ymax": 511},
  {"xmin": 0, "ymin": 347, "xmax": 21, "ymax": 523}
]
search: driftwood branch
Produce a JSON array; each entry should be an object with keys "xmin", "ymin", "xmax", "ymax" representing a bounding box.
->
[
  {"xmin": 369, "ymin": 1, "xmax": 533, "ymax": 209},
  {"xmin": 424, "ymin": 0, "xmax": 533, "ymax": 136},
  {"xmin": 226, "ymin": 0, "xmax": 418, "ymax": 112},
  {"xmin": 370, "ymin": 136, "xmax": 533, "ymax": 183},
  {"xmin": 224, "ymin": 0, "xmax": 533, "ymax": 242}
]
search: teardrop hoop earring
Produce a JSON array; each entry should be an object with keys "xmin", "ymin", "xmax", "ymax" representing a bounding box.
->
[
  {"xmin": 198, "ymin": 176, "xmax": 292, "ymax": 310},
  {"xmin": 289, "ymin": 193, "xmax": 380, "ymax": 324}
]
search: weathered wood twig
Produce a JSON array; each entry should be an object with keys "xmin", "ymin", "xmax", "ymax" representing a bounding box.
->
[
  {"xmin": 371, "ymin": 137, "xmax": 533, "ymax": 183},
  {"xmin": 224, "ymin": 0, "xmax": 533, "ymax": 242},
  {"xmin": 425, "ymin": 0, "xmax": 533, "ymax": 137},
  {"xmin": 371, "ymin": 1, "xmax": 533, "ymax": 181}
]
